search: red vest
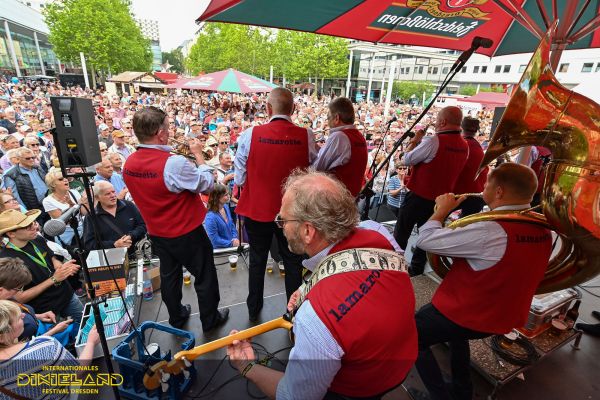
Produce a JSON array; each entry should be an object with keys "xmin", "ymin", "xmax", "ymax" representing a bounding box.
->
[
  {"xmin": 453, "ymin": 136, "xmax": 488, "ymax": 193},
  {"xmin": 531, "ymin": 146, "xmax": 552, "ymax": 194},
  {"xmin": 123, "ymin": 148, "xmax": 206, "ymax": 238},
  {"xmin": 432, "ymin": 221, "xmax": 552, "ymax": 334},
  {"xmin": 330, "ymin": 128, "xmax": 368, "ymax": 197},
  {"xmin": 407, "ymin": 132, "xmax": 469, "ymax": 200},
  {"xmin": 235, "ymin": 119, "xmax": 309, "ymax": 222},
  {"xmin": 306, "ymin": 229, "xmax": 417, "ymax": 397}
]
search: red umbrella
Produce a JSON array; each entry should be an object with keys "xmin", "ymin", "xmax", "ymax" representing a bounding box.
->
[
  {"xmin": 167, "ymin": 68, "xmax": 277, "ymax": 93},
  {"xmin": 199, "ymin": 1, "xmax": 600, "ymax": 68}
]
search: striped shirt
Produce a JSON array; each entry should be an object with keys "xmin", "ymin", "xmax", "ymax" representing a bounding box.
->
[
  {"xmin": 0, "ymin": 336, "xmax": 78, "ymax": 399},
  {"xmin": 387, "ymin": 175, "xmax": 407, "ymax": 208}
]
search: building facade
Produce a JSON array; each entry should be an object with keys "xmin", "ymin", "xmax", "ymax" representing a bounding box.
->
[
  {"xmin": 136, "ymin": 18, "xmax": 162, "ymax": 71},
  {"xmin": 0, "ymin": 0, "xmax": 59, "ymax": 77}
]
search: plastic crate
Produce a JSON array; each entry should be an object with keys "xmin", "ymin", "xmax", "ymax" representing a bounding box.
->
[{"xmin": 112, "ymin": 322, "xmax": 196, "ymax": 400}]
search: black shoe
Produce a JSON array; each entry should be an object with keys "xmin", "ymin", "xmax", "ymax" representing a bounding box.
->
[
  {"xmin": 576, "ymin": 322, "xmax": 600, "ymax": 337},
  {"xmin": 203, "ymin": 309, "xmax": 230, "ymax": 332},
  {"xmin": 592, "ymin": 310, "xmax": 600, "ymax": 321},
  {"xmin": 170, "ymin": 304, "xmax": 192, "ymax": 329}
]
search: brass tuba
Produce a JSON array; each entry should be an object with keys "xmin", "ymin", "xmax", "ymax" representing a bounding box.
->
[{"xmin": 428, "ymin": 25, "xmax": 600, "ymax": 294}]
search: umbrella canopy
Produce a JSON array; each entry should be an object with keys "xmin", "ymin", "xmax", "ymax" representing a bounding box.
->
[
  {"xmin": 199, "ymin": 1, "xmax": 600, "ymax": 61},
  {"xmin": 167, "ymin": 68, "xmax": 277, "ymax": 93},
  {"xmin": 460, "ymin": 91, "xmax": 510, "ymax": 108}
]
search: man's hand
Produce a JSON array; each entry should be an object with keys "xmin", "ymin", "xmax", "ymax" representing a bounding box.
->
[
  {"xmin": 231, "ymin": 239, "xmax": 240, "ymax": 247},
  {"xmin": 117, "ymin": 188, "xmax": 129, "ymax": 199},
  {"xmin": 188, "ymin": 138, "xmax": 203, "ymax": 155},
  {"xmin": 222, "ymin": 173, "xmax": 234, "ymax": 183},
  {"xmin": 287, "ymin": 289, "xmax": 301, "ymax": 312},
  {"xmin": 114, "ymin": 235, "xmax": 132, "ymax": 248},
  {"xmin": 53, "ymin": 260, "xmax": 79, "ymax": 282},
  {"xmin": 36, "ymin": 311, "xmax": 56, "ymax": 323},
  {"xmin": 226, "ymin": 330, "xmax": 256, "ymax": 373},
  {"xmin": 431, "ymin": 193, "xmax": 466, "ymax": 222}
]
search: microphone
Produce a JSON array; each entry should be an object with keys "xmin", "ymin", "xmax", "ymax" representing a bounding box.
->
[
  {"xmin": 43, "ymin": 204, "xmax": 82, "ymax": 237},
  {"xmin": 386, "ymin": 116, "xmax": 398, "ymax": 127},
  {"xmin": 451, "ymin": 36, "xmax": 493, "ymax": 72}
]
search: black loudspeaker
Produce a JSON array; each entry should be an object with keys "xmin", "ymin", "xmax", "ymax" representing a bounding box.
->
[
  {"xmin": 50, "ymin": 97, "xmax": 101, "ymax": 168},
  {"xmin": 490, "ymin": 106, "xmax": 506, "ymax": 136}
]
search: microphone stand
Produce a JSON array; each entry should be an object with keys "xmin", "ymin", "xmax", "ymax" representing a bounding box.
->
[
  {"xmin": 50, "ymin": 128, "xmax": 122, "ymax": 400},
  {"xmin": 358, "ymin": 45, "xmax": 478, "ymax": 221}
]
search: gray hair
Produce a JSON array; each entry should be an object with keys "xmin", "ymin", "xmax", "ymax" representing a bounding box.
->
[
  {"xmin": 283, "ymin": 169, "xmax": 358, "ymax": 244},
  {"xmin": 93, "ymin": 180, "xmax": 114, "ymax": 198},
  {"xmin": 16, "ymin": 147, "xmax": 33, "ymax": 158}
]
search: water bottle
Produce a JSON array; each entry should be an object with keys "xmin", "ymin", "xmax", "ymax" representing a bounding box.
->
[{"xmin": 143, "ymin": 267, "xmax": 153, "ymax": 301}]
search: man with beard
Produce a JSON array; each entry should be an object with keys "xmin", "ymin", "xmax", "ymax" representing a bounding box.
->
[{"xmin": 226, "ymin": 171, "xmax": 417, "ymax": 400}]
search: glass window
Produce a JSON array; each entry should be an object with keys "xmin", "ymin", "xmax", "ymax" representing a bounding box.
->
[
  {"xmin": 518, "ymin": 65, "xmax": 526, "ymax": 73},
  {"xmin": 481, "ymin": 66, "xmax": 487, "ymax": 73},
  {"xmin": 596, "ymin": 63, "xmax": 600, "ymax": 73},
  {"xmin": 582, "ymin": 63, "xmax": 594, "ymax": 72},
  {"xmin": 495, "ymin": 65, "xmax": 502, "ymax": 73},
  {"xmin": 461, "ymin": 66, "xmax": 467, "ymax": 73},
  {"xmin": 442, "ymin": 67, "xmax": 449, "ymax": 74},
  {"xmin": 503, "ymin": 65, "xmax": 511, "ymax": 73},
  {"xmin": 559, "ymin": 63, "xmax": 569, "ymax": 72},
  {"xmin": 473, "ymin": 66, "xmax": 480, "ymax": 73}
]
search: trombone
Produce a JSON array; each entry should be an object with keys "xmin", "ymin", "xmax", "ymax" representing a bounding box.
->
[{"xmin": 168, "ymin": 137, "xmax": 213, "ymax": 162}]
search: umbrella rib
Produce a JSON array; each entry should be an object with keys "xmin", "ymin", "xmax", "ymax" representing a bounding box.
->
[
  {"xmin": 565, "ymin": 0, "xmax": 593, "ymax": 38},
  {"xmin": 551, "ymin": 0, "xmax": 558, "ymax": 22},
  {"xmin": 492, "ymin": 0, "xmax": 542, "ymax": 39},
  {"xmin": 505, "ymin": 0, "xmax": 545, "ymax": 38},
  {"xmin": 535, "ymin": 0, "xmax": 552, "ymax": 30},
  {"xmin": 569, "ymin": 14, "xmax": 600, "ymax": 42}
]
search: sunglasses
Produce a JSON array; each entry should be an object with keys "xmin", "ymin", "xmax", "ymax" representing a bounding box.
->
[
  {"xmin": 21, "ymin": 156, "xmax": 35, "ymax": 161},
  {"xmin": 219, "ymin": 142, "xmax": 229, "ymax": 145},
  {"xmin": 274, "ymin": 213, "xmax": 300, "ymax": 229},
  {"xmin": 209, "ymin": 144, "xmax": 218, "ymax": 147},
  {"xmin": 27, "ymin": 143, "xmax": 40, "ymax": 147}
]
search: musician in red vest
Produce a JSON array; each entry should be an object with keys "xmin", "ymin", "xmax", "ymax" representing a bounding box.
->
[
  {"xmin": 312, "ymin": 97, "xmax": 368, "ymax": 197},
  {"xmin": 234, "ymin": 87, "xmax": 317, "ymax": 322},
  {"xmin": 227, "ymin": 171, "xmax": 417, "ymax": 399},
  {"xmin": 123, "ymin": 106, "xmax": 229, "ymax": 332},
  {"xmin": 413, "ymin": 163, "xmax": 552, "ymax": 400},
  {"xmin": 394, "ymin": 106, "xmax": 469, "ymax": 277},
  {"xmin": 453, "ymin": 116, "xmax": 488, "ymax": 217},
  {"xmin": 529, "ymin": 145, "xmax": 552, "ymax": 208}
]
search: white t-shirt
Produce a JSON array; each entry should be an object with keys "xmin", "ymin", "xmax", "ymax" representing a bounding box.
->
[{"xmin": 42, "ymin": 189, "xmax": 81, "ymax": 213}]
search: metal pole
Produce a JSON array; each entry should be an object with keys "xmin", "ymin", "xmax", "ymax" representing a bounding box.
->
[
  {"xmin": 380, "ymin": 56, "xmax": 388, "ymax": 103},
  {"xmin": 33, "ymin": 32, "xmax": 46, "ymax": 75},
  {"xmin": 269, "ymin": 65, "xmax": 273, "ymax": 83},
  {"xmin": 4, "ymin": 20, "xmax": 21, "ymax": 77},
  {"xmin": 383, "ymin": 55, "xmax": 397, "ymax": 118},
  {"xmin": 80, "ymin": 52, "xmax": 90, "ymax": 89},
  {"xmin": 346, "ymin": 49, "xmax": 353, "ymax": 97},
  {"xmin": 366, "ymin": 52, "xmax": 375, "ymax": 103}
]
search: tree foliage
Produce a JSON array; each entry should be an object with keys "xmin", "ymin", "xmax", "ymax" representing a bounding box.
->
[
  {"xmin": 186, "ymin": 23, "xmax": 349, "ymax": 81},
  {"xmin": 44, "ymin": 0, "xmax": 152, "ymax": 73},
  {"xmin": 459, "ymin": 85, "xmax": 477, "ymax": 96},
  {"xmin": 392, "ymin": 81, "xmax": 436, "ymax": 101},
  {"xmin": 162, "ymin": 48, "xmax": 185, "ymax": 73}
]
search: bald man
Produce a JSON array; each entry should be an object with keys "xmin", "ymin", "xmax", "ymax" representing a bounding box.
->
[
  {"xmin": 413, "ymin": 163, "xmax": 552, "ymax": 400},
  {"xmin": 228, "ymin": 171, "xmax": 417, "ymax": 399},
  {"xmin": 234, "ymin": 87, "xmax": 318, "ymax": 322},
  {"xmin": 394, "ymin": 106, "xmax": 469, "ymax": 276}
]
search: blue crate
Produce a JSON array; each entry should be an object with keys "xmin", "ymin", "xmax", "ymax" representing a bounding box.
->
[{"xmin": 112, "ymin": 322, "xmax": 196, "ymax": 400}]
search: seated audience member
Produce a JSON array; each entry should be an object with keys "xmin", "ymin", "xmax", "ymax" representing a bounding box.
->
[
  {"xmin": 0, "ymin": 257, "xmax": 77, "ymax": 345},
  {"xmin": 83, "ymin": 181, "xmax": 146, "ymax": 256},
  {"xmin": 0, "ymin": 190, "xmax": 23, "ymax": 213},
  {"xmin": 204, "ymin": 184, "xmax": 239, "ymax": 249},
  {"xmin": 0, "ymin": 209, "xmax": 83, "ymax": 324},
  {"xmin": 3, "ymin": 147, "xmax": 47, "ymax": 221},
  {"xmin": 94, "ymin": 157, "xmax": 128, "ymax": 199},
  {"xmin": 0, "ymin": 300, "xmax": 99, "ymax": 399}
]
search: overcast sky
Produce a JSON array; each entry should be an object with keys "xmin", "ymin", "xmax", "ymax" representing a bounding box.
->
[{"xmin": 130, "ymin": 0, "xmax": 210, "ymax": 51}]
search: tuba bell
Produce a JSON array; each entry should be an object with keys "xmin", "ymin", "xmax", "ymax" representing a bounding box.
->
[{"xmin": 428, "ymin": 24, "xmax": 600, "ymax": 294}]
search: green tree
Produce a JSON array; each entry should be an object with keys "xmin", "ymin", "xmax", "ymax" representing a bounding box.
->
[
  {"xmin": 162, "ymin": 48, "xmax": 185, "ymax": 73},
  {"xmin": 480, "ymin": 86, "xmax": 505, "ymax": 93},
  {"xmin": 186, "ymin": 23, "xmax": 349, "ymax": 82},
  {"xmin": 44, "ymin": 0, "xmax": 152, "ymax": 75},
  {"xmin": 459, "ymin": 85, "xmax": 477, "ymax": 96},
  {"xmin": 392, "ymin": 81, "xmax": 435, "ymax": 101}
]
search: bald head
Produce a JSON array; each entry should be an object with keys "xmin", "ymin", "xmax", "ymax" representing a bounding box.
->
[
  {"xmin": 435, "ymin": 106, "xmax": 463, "ymax": 133},
  {"xmin": 267, "ymin": 87, "xmax": 294, "ymax": 116}
]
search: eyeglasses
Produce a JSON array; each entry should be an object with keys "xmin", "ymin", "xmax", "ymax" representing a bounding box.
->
[
  {"xmin": 274, "ymin": 213, "xmax": 300, "ymax": 229},
  {"xmin": 219, "ymin": 142, "xmax": 229, "ymax": 145},
  {"xmin": 100, "ymin": 149, "xmax": 108, "ymax": 152},
  {"xmin": 16, "ymin": 221, "xmax": 38, "ymax": 231},
  {"xmin": 21, "ymin": 157, "xmax": 35, "ymax": 161},
  {"xmin": 209, "ymin": 144, "xmax": 218, "ymax": 148},
  {"xmin": 27, "ymin": 143, "xmax": 40, "ymax": 147},
  {"xmin": 11, "ymin": 286, "xmax": 24, "ymax": 292}
]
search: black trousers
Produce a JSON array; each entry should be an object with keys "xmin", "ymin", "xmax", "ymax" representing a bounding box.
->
[
  {"xmin": 415, "ymin": 303, "xmax": 490, "ymax": 400},
  {"xmin": 393, "ymin": 191, "xmax": 435, "ymax": 275},
  {"xmin": 456, "ymin": 196, "xmax": 485, "ymax": 218},
  {"xmin": 244, "ymin": 217, "xmax": 304, "ymax": 316},
  {"xmin": 150, "ymin": 225, "xmax": 221, "ymax": 329}
]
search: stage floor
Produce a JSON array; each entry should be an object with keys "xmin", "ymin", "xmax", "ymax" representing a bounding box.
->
[{"xmin": 85, "ymin": 232, "xmax": 600, "ymax": 400}]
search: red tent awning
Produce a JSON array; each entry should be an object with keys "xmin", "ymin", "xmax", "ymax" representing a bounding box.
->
[
  {"xmin": 460, "ymin": 92, "xmax": 510, "ymax": 108},
  {"xmin": 153, "ymin": 72, "xmax": 180, "ymax": 84}
]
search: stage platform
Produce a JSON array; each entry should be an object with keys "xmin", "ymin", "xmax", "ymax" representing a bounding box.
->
[{"xmin": 83, "ymin": 232, "xmax": 600, "ymax": 400}]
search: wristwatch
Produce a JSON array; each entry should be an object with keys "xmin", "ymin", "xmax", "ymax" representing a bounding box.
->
[{"xmin": 50, "ymin": 275, "xmax": 61, "ymax": 286}]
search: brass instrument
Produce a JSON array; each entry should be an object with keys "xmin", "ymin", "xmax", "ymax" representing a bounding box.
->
[
  {"xmin": 428, "ymin": 24, "xmax": 600, "ymax": 294},
  {"xmin": 143, "ymin": 315, "xmax": 293, "ymax": 390},
  {"xmin": 168, "ymin": 137, "xmax": 212, "ymax": 161},
  {"xmin": 432, "ymin": 193, "xmax": 483, "ymax": 212}
]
